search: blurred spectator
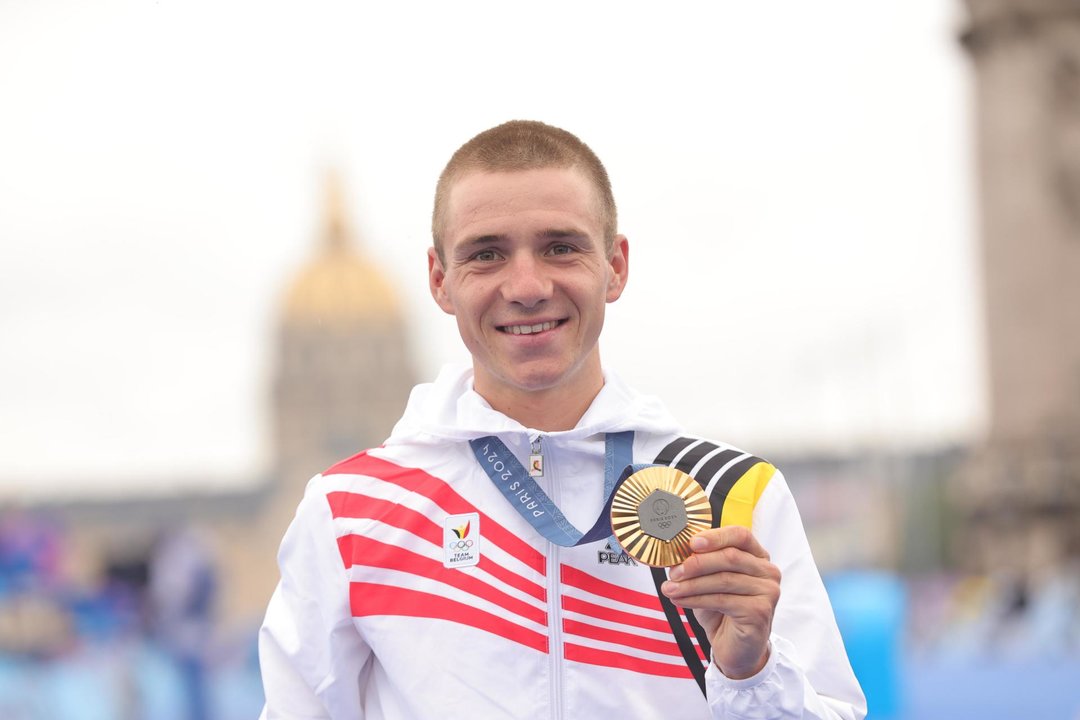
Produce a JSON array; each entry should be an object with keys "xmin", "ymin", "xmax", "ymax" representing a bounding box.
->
[
  {"xmin": 0, "ymin": 510, "xmax": 62, "ymax": 597},
  {"xmin": 148, "ymin": 527, "xmax": 217, "ymax": 720}
]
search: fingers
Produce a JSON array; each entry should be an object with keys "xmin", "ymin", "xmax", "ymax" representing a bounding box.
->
[
  {"xmin": 661, "ymin": 526, "xmax": 781, "ymax": 609},
  {"xmin": 663, "ymin": 570, "xmax": 776, "ymax": 599},
  {"xmin": 690, "ymin": 525, "xmax": 769, "ymax": 560},
  {"xmin": 667, "ymin": 547, "xmax": 773, "ymax": 584},
  {"xmin": 659, "ymin": 526, "xmax": 780, "ymax": 681},
  {"xmin": 661, "ymin": 572, "xmax": 779, "ymax": 615},
  {"xmin": 668, "ymin": 527, "xmax": 775, "ymax": 584}
]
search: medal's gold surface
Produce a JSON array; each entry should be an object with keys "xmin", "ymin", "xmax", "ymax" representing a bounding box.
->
[{"xmin": 610, "ymin": 466, "xmax": 712, "ymax": 567}]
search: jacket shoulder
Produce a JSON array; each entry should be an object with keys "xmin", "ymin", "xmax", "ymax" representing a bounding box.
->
[{"xmin": 647, "ymin": 434, "xmax": 778, "ymax": 529}]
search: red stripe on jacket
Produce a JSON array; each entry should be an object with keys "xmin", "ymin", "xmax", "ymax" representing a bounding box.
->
[
  {"xmin": 561, "ymin": 595, "xmax": 672, "ymax": 635},
  {"xmin": 563, "ymin": 643, "xmax": 693, "ymax": 679},
  {"xmin": 325, "ymin": 451, "xmax": 545, "ymax": 574},
  {"xmin": 561, "ymin": 618, "xmax": 683, "ymax": 658},
  {"xmin": 560, "ymin": 564, "xmax": 665, "ymax": 612},
  {"xmin": 338, "ymin": 535, "xmax": 546, "ymax": 627},
  {"xmin": 562, "ymin": 564, "xmax": 706, "ymax": 661},
  {"xmin": 350, "ymin": 582, "xmax": 548, "ymax": 653},
  {"xmin": 328, "ymin": 491, "xmax": 545, "ymax": 603}
]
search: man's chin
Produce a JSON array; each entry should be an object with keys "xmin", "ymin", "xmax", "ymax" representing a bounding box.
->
[
  {"xmin": 502, "ymin": 371, "xmax": 566, "ymax": 395},
  {"xmin": 491, "ymin": 358, "xmax": 600, "ymax": 397},
  {"xmin": 475, "ymin": 362, "xmax": 571, "ymax": 396}
]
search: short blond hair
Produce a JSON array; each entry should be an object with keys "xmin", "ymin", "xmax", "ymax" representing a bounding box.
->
[{"xmin": 431, "ymin": 120, "xmax": 617, "ymax": 262}]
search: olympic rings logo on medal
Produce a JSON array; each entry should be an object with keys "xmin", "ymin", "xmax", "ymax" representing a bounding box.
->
[{"xmin": 448, "ymin": 539, "xmax": 475, "ymax": 550}]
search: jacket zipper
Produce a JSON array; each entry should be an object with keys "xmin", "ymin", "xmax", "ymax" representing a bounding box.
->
[{"xmin": 537, "ymin": 434, "xmax": 564, "ymax": 720}]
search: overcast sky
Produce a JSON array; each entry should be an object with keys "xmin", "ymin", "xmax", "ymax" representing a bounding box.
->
[{"xmin": 0, "ymin": 1, "xmax": 982, "ymax": 500}]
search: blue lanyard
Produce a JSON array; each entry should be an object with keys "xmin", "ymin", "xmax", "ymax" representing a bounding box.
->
[{"xmin": 469, "ymin": 432, "xmax": 634, "ymax": 547}]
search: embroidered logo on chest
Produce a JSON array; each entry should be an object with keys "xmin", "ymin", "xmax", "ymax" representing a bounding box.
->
[{"xmin": 443, "ymin": 512, "xmax": 480, "ymax": 569}]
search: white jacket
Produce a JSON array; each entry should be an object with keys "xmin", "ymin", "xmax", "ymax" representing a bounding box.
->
[{"xmin": 259, "ymin": 365, "xmax": 866, "ymax": 719}]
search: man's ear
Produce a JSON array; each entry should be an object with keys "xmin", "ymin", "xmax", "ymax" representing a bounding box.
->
[
  {"xmin": 606, "ymin": 235, "xmax": 629, "ymax": 303},
  {"xmin": 428, "ymin": 247, "xmax": 456, "ymax": 315}
]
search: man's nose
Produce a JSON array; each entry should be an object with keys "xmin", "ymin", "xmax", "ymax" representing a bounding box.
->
[{"xmin": 500, "ymin": 252, "xmax": 552, "ymax": 308}]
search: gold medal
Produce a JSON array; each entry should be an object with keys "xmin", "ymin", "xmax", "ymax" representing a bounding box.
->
[{"xmin": 610, "ymin": 466, "xmax": 712, "ymax": 567}]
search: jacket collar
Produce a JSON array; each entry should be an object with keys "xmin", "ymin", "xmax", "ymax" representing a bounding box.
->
[{"xmin": 386, "ymin": 364, "xmax": 680, "ymax": 446}]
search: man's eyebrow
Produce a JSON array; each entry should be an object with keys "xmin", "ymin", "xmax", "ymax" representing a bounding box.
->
[
  {"xmin": 542, "ymin": 229, "xmax": 601, "ymax": 251},
  {"xmin": 542, "ymin": 229, "xmax": 584, "ymax": 238},
  {"xmin": 454, "ymin": 235, "xmax": 504, "ymax": 255}
]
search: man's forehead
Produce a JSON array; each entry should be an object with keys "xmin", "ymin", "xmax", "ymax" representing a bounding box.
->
[{"xmin": 443, "ymin": 167, "xmax": 601, "ymax": 231}]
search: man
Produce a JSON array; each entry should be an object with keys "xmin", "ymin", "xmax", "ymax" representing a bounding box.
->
[{"xmin": 258, "ymin": 120, "xmax": 866, "ymax": 719}]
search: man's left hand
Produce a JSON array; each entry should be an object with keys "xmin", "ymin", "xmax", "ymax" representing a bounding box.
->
[{"xmin": 660, "ymin": 526, "xmax": 781, "ymax": 680}]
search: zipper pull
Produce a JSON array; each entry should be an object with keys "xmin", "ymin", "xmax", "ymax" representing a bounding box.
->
[{"xmin": 529, "ymin": 436, "xmax": 544, "ymax": 478}]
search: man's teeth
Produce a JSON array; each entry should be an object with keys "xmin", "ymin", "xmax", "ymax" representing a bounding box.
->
[{"xmin": 504, "ymin": 321, "xmax": 558, "ymax": 335}]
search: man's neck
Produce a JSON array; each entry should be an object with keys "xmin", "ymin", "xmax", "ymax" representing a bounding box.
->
[
  {"xmin": 475, "ymin": 372, "xmax": 605, "ymax": 432},
  {"xmin": 493, "ymin": 389, "xmax": 600, "ymax": 432}
]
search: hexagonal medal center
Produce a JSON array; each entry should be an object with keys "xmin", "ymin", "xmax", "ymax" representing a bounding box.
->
[{"xmin": 637, "ymin": 489, "xmax": 688, "ymax": 541}]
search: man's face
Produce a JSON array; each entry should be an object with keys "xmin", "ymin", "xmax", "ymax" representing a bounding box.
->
[{"xmin": 428, "ymin": 167, "xmax": 628, "ymax": 410}]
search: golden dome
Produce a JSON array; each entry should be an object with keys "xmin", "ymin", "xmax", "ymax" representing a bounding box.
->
[{"xmin": 283, "ymin": 171, "xmax": 399, "ymax": 325}]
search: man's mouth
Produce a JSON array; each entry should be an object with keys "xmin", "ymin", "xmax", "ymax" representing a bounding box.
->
[{"xmin": 498, "ymin": 320, "xmax": 564, "ymax": 335}]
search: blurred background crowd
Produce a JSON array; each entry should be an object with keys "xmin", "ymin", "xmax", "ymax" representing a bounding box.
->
[
  {"xmin": 0, "ymin": 515, "xmax": 260, "ymax": 720},
  {"xmin": 2, "ymin": 1, "xmax": 1080, "ymax": 718},
  {"xmin": 1, "ymin": 489, "xmax": 1077, "ymax": 718}
]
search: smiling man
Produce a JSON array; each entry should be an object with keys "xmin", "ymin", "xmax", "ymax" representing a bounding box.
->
[
  {"xmin": 429, "ymin": 165, "xmax": 627, "ymax": 431},
  {"xmin": 258, "ymin": 121, "xmax": 866, "ymax": 719}
]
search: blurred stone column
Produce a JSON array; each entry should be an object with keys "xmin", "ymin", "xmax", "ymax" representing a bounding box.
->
[{"xmin": 956, "ymin": 0, "xmax": 1080, "ymax": 579}]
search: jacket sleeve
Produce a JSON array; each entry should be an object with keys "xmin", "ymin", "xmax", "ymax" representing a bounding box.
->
[
  {"xmin": 258, "ymin": 475, "xmax": 372, "ymax": 719},
  {"xmin": 704, "ymin": 470, "xmax": 867, "ymax": 720}
]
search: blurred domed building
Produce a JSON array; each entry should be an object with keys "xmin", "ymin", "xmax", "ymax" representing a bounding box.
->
[
  {"xmin": 223, "ymin": 169, "xmax": 417, "ymax": 619},
  {"xmin": 10, "ymin": 170, "xmax": 418, "ymax": 630},
  {"xmin": 275, "ymin": 171, "xmax": 414, "ymax": 485}
]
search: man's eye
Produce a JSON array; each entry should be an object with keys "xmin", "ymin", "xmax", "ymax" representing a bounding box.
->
[
  {"xmin": 549, "ymin": 244, "xmax": 574, "ymax": 255},
  {"xmin": 473, "ymin": 249, "xmax": 499, "ymax": 262}
]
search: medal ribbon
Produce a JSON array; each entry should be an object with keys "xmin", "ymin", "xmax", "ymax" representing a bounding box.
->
[{"xmin": 469, "ymin": 432, "xmax": 634, "ymax": 547}]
